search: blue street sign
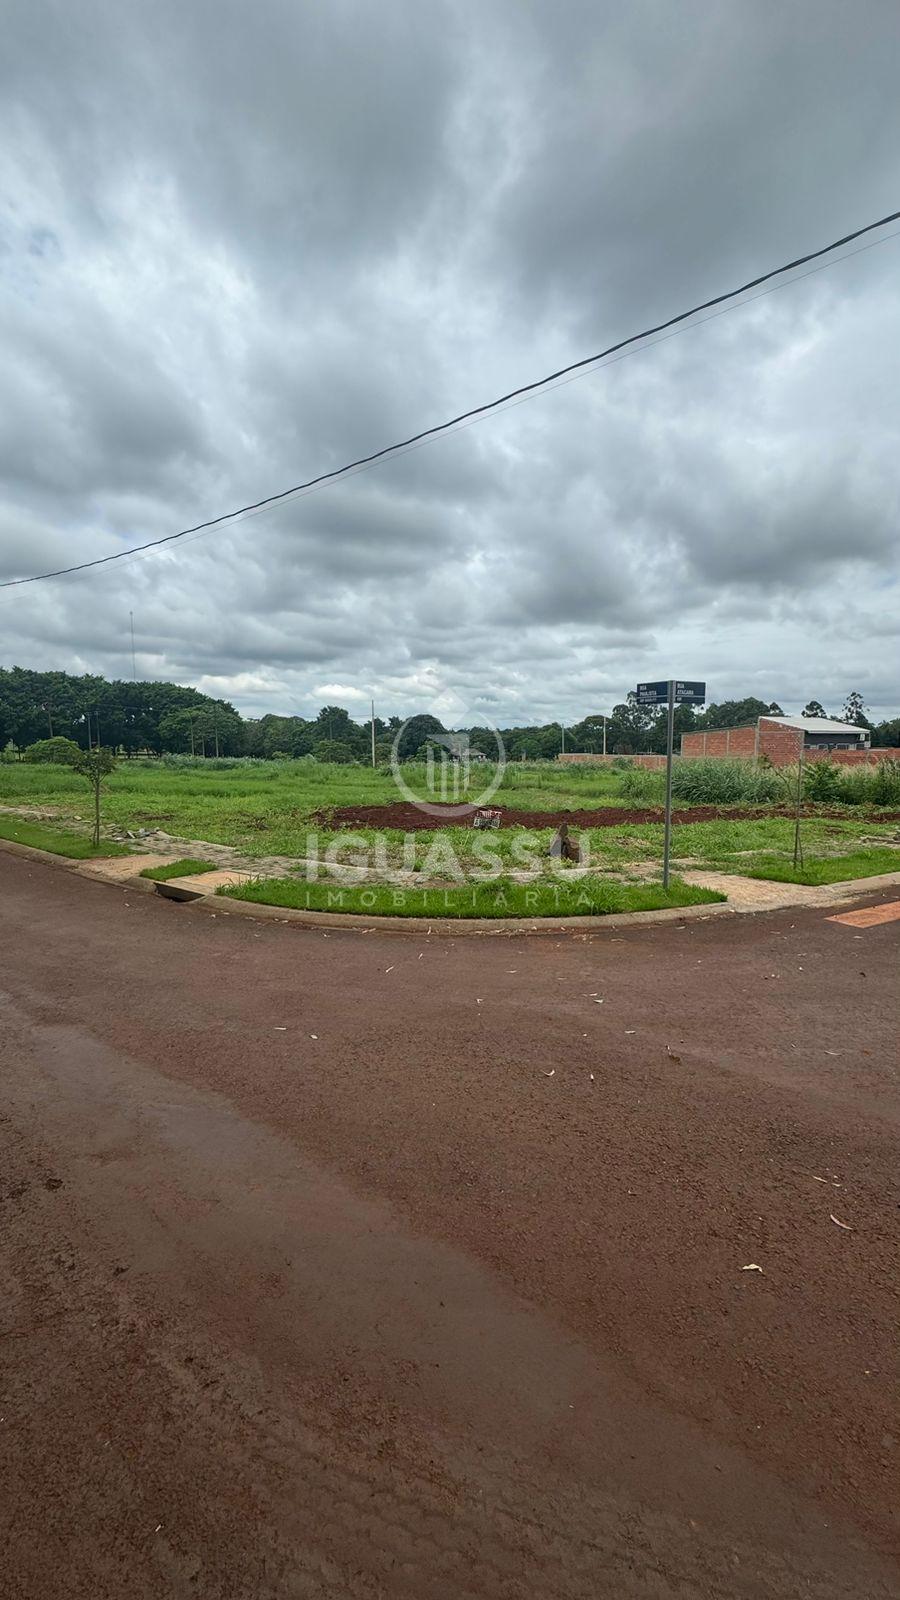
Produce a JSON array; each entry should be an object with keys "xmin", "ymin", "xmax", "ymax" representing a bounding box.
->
[
  {"xmin": 635, "ymin": 681, "xmax": 668, "ymax": 705},
  {"xmin": 636, "ymin": 680, "xmax": 706, "ymax": 706},
  {"xmin": 674, "ymin": 680, "xmax": 706, "ymax": 704}
]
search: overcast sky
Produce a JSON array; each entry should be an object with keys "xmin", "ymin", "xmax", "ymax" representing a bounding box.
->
[{"xmin": 1, "ymin": 0, "xmax": 898, "ymax": 726}]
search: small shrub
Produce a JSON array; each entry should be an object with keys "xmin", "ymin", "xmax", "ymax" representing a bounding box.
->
[
  {"xmin": 72, "ymin": 747, "xmax": 116, "ymax": 845},
  {"xmin": 833, "ymin": 761, "xmax": 900, "ymax": 808},
  {"xmin": 869, "ymin": 758, "xmax": 900, "ymax": 807},
  {"xmin": 23, "ymin": 736, "xmax": 81, "ymax": 766},
  {"xmin": 804, "ymin": 761, "xmax": 843, "ymax": 802},
  {"xmin": 619, "ymin": 767, "xmax": 662, "ymax": 802},
  {"xmin": 835, "ymin": 765, "xmax": 871, "ymax": 806},
  {"xmin": 671, "ymin": 759, "xmax": 779, "ymax": 805}
]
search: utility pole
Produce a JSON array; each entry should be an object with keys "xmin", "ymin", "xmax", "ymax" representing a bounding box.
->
[
  {"xmin": 214, "ymin": 707, "xmax": 220, "ymax": 758},
  {"xmin": 602, "ymin": 715, "xmax": 607, "ymax": 757},
  {"xmin": 662, "ymin": 680, "xmax": 676, "ymax": 889},
  {"xmin": 370, "ymin": 699, "xmax": 376, "ymax": 768},
  {"xmin": 560, "ymin": 722, "xmax": 566, "ymax": 755},
  {"xmin": 130, "ymin": 611, "xmax": 136, "ymax": 680},
  {"xmin": 189, "ymin": 714, "xmax": 196, "ymax": 758}
]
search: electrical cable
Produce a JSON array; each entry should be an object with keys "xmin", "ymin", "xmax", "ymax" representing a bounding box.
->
[{"xmin": 2, "ymin": 206, "xmax": 898, "ymax": 589}]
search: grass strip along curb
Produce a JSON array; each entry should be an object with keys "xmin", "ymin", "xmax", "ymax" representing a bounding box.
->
[
  {"xmin": 139, "ymin": 858, "xmax": 218, "ymax": 881},
  {"xmin": 0, "ymin": 814, "xmax": 129, "ymax": 860},
  {"xmin": 742, "ymin": 847, "xmax": 900, "ymax": 886},
  {"xmin": 219, "ymin": 875, "xmax": 725, "ymax": 920}
]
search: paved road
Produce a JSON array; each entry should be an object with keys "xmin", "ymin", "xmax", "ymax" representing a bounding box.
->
[{"xmin": 1, "ymin": 850, "xmax": 898, "ymax": 1598}]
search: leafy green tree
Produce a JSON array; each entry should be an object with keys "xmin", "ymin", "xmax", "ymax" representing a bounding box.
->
[
  {"xmin": 466, "ymin": 726, "xmax": 502, "ymax": 758},
  {"xmin": 872, "ymin": 718, "xmax": 900, "ymax": 749},
  {"xmin": 841, "ymin": 691, "xmax": 872, "ymax": 729},
  {"xmin": 394, "ymin": 713, "xmax": 446, "ymax": 760},
  {"xmin": 158, "ymin": 709, "xmax": 200, "ymax": 754},
  {"xmin": 253, "ymin": 715, "xmax": 314, "ymax": 758},
  {"xmin": 567, "ymin": 714, "xmax": 611, "ymax": 753},
  {"xmin": 0, "ymin": 667, "xmax": 51, "ymax": 748},
  {"xmin": 696, "ymin": 698, "xmax": 772, "ymax": 731},
  {"xmin": 23, "ymin": 736, "xmax": 81, "ymax": 765},
  {"xmin": 315, "ymin": 705, "xmax": 365, "ymax": 755},
  {"xmin": 312, "ymin": 738, "xmax": 354, "ymax": 763},
  {"xmin": 645, "ymin": 703, "xmax": 696, "ymax": 754},
  {"xmin": 72, "ymin": 748, "xmax": 116, "ymax": 846},
  {"xmin": 801, "ymin": 700, "xmax": 828, "ymax": 718},
  {"xmin": 606, "ymin": 696, "xmax": 652, "ymax": 754}
]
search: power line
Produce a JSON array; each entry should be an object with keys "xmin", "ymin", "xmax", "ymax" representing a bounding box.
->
[{"xmin": 3, "ymin": 206, "xmax": 898, "ymax": 590}]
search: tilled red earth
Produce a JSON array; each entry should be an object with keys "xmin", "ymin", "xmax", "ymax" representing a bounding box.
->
[{"xmin": 313, "ymin": 800, "xmax": 898, "ymax": 831}]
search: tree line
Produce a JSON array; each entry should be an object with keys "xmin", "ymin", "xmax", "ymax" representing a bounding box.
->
[{"xmin": 1, "ymin": 666, "xmax": 897, "ymax": 762}]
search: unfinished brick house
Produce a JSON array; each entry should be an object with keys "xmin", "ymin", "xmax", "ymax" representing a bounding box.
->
[{"xmin": 681, "ymin": 715, "xmax": 883, "ymax": 767}]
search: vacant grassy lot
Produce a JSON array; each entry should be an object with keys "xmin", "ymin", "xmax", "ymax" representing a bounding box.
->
[
  {"xmin": 302, "ymin": 814, "xmax": 896, "ymax": 879},
  {"xmin": 0, "ymin": 758, "xmax": 624, "ymax": 855},
  {"xmin": 1, "ymin": 759, "xmax": 896, "ymax": 883}
]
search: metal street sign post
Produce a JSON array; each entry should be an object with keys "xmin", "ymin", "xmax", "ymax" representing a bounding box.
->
[{"xmin": 634, "ymin": 680, "xmax": 706, "ymax": 888}]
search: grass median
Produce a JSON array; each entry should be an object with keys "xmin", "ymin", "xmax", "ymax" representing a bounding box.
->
[
  {"xmin": 139, "ymin": 858, "xmax": 218, "ymax": 881},
  {"xmin": 742, "ymin": 846, "xmax": 900, "ymax": 886},
  {"xmin": 218, "ymin": 874, "xmax": 725, "ymax": 919},
  {"xmin": 0, "ymin": 814, "xmax": 129, "ymax": 859}
]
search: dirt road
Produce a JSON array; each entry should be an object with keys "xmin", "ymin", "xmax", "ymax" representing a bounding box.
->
[{"xmin": 1, "ymin": 850, "xmax": 898, "ymax": 1598}]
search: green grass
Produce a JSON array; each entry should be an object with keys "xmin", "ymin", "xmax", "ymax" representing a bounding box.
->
[
  {"xmin": 0, "ymin": 757, "xmax": 629, "ymax": 856},
  {"xmin": 741, "ymin": 847, "xmax": 900, "ymax": 886},
  {"xmin": 0, "ymin": 814, "xmax": 129, "ymax": 859},
  {"xmin": 219, "ymin": 874, "xmax": 725, "ymax": 919},
  {"xmin": 303, "ymin": 815, "xmax": 882, "ymax": 876},
  {"xmin": 0, "ymin": 760, "xmax": 891, "ymax": 876},
  {"xmin": 138, "ymin": 858, "xmax": 218, "ymax": 881}
]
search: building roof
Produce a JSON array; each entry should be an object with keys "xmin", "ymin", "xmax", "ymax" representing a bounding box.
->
[{"xmin": 765, "ymin": 715, "xmax": 866, "ymax": 735}]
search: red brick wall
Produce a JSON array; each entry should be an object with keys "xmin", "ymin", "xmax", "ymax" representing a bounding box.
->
[
  {"xmin": 757, "ymin": 719, "xmax": 804, "ymax": 766},
  {"xmin": 680, "ymin": 725, "xmax": 757, "ymax": 759},
  {"xmin": 681, "ymin": 721, "xmax": 894, "ymax": 768},
  {"xmin": 805, "ymin": 747, "xmax": 900, "ymax": 766}
]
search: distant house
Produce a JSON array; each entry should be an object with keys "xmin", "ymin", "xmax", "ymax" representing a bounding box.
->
[
  {"xmin": 771, "ymin": 715, "xmax": 871, "ymax": 752},
  {"xmin": 424, "ymin": 733, "xmax": 488, "ymax": 763},
  {"xmin": 682, "ymin": 715, "xmax": 874, "ymax": 767}
]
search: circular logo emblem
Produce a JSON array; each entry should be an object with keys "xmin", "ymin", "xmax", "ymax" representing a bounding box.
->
[{"xmin": 390, "ymin": 720, "xmax": 506, "ymax": 818}]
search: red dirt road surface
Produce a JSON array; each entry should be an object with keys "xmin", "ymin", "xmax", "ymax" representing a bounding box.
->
[{"xmin": 1, "ymin": 850, "xmax": 899, "ymax": 1599}]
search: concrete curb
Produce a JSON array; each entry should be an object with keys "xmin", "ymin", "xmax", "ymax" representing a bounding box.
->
[
  {"xmin": 0, "ymin": 837, "xmax": 160, "ymax": 889},
  {"xmin": 195, "ymin": 892, "xmax": 736, "ymax": 937},
  {"xmin": 0, "ymin": 838, "xmax": 84, "ymax": 869},
  {"xmin": 0, "ymin": 836, "xmax": 731, "ymax": 934},
  {"xmin": 3, "ymin": 837, "xmax": 898, "ymax": 939}
]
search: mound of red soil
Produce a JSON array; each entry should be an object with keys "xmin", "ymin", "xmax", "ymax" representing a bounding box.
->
[{"xmin": 310, "ymin": 801, "xmax": 896, "ymax": 832}]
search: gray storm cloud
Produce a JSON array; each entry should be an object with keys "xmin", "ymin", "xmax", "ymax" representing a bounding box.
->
[{"xmin": 0, "ymin": 0, "xmax": 898, "ymax": 720}]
